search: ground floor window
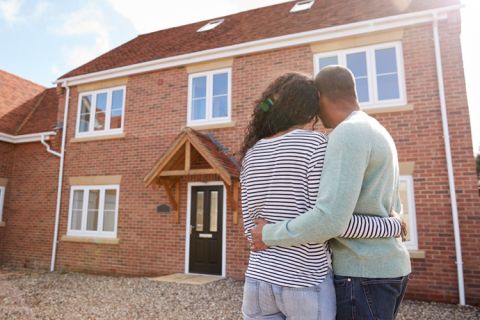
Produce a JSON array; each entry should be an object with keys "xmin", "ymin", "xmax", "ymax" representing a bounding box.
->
[
  {"xmin": 67, "ymin": 185, "xmax": 119, "ymax": 238},
  {"xmin": 399, "ymin": 176, "xmax": 418, "ymax": 250},
  {"xmin": 0, "ymin": 186, "xmax": 5, "ymax": 221}
]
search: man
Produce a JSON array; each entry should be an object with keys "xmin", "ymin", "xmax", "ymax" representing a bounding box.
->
[{"xmin": 251, "ymin": 66, "xmax": 411, "ymax": 320}]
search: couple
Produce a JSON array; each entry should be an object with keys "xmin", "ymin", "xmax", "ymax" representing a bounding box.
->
[{"xmin": 240, "ymin": 66, "xmax": 411, "ymax": 320}]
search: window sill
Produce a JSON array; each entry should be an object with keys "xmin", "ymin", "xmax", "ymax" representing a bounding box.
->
[
  {"xmin": 0, "ymin": 221, "xmax": 5, "ymax": 227},
  {"xmin": 363, "ymin": 104, "xmax": 413, "ymax": 115},
  {"xmin": 408, "ymin": 250, "xmax": 425, "ymax": 259},
  {"xmin": 70, "ymin": 133, "xmax": 126, "ymax": 143},
  {"xmin": 185, "ymin": 121, "xmax": 236, "ymax": 131},
  {"xmin": 61, "ymin": 235, "xmax": 120, "ymax": 245}
]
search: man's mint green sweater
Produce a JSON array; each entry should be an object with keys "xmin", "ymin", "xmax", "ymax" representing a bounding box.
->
[{"xmin": 263, "ymin": 111, "xmax": 411, "ymax": 278}]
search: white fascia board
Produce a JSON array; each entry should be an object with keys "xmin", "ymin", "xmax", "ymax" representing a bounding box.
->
[
  {"xmin": 56, "ymin": 5, "xmax": 460, "ymax": 87},
  {"xmin": 0, "ymin": 131, "xmax": 56, "ymax": 144}
]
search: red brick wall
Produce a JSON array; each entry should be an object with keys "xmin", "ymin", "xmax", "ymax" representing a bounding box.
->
[
  {"xmin": 1, "ymin": 13, "xmax": 478, "ymax": 305},
  {"xmin": 0, "ymin": 141, "xmax": 59, "ymax": 269}
]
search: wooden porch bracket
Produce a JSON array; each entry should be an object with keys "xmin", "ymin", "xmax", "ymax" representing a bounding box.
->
[
  {"xmin": 161, "ymin": 179, "xmax": 180, "ymax": 224},
  {"xmin": 230, "ymin": 180, "xmax": 240, "ymax": 225}
]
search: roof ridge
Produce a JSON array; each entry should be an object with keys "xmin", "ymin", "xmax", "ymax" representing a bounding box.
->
[
  {"xmin": 0, "ymin": 69, "xmax": 46, "ymax": 90},
  {"xmin": 14, "ymin": 89, "xmax": 49, "ymax": 135}
]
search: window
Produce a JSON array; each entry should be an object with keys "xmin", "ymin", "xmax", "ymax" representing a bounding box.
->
[
  {"xmin": 399, "ymin": 176, "xmax": 418, "ymax": 250},
  {"xmin": 314, "ymin": 42, "xmax": 406, "ymax": 109},
  {"xmin": 188, "ymin": 69, "xmax": 231, "ymax": 126},
  {"xmin": 67, "ymin": 185, "xmax": 119, "ymax": 238},
  {"xmin": 0, "ymin": 186, "xmax": 5, "ymax": 222},
  {"xmin": 197, "ymin": 19, "xmax": 224, "ymax": 32},
  {"xmin": 290, "ymin": 0, "xmax": 315, "ymax": 13},
  {"xmin": 76, "ymin": 86, "xmax": 125, "ymax": 137}
]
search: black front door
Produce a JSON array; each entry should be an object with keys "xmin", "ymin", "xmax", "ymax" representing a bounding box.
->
[{"xmin": 189, "ymin": 185, "xmax": 223, "ymax": 275}]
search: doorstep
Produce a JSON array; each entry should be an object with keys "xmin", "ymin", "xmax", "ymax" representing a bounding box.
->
[{"xmin": 149, "ymin": 273, "xmax": 223, "ymax": 285}]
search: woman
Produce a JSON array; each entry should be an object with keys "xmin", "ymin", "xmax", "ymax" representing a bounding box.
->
[{"xmin": 240, "ymin": 73, "xmax": 402, "ymax": 320}]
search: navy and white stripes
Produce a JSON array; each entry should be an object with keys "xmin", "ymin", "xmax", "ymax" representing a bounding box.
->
[{"xmin": 241, "ymin": 129, "xmax": 401, "ymax": 288}]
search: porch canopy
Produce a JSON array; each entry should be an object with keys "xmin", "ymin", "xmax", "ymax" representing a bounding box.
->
[{"xmin": 144, "ymin": 128, "xmax": 240, "ymax": 224}]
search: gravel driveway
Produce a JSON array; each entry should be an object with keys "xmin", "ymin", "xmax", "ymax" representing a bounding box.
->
[{"xmin": 0, "ymin": 269, "xmax": 478, "ymax": 320}]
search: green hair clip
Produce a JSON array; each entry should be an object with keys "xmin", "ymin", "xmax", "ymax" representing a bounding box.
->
[{"xmin": 258, "ymin": 98, "xmax": 274, "ymax": 112}]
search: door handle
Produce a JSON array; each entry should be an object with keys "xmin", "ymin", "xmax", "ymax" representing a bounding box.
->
[{"xmin": 190, "ymin": 225, "xmax": 194, "ymax": 235}]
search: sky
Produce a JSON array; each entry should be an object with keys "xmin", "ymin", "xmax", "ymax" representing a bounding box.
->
[{"xmin": 0, "ymin": 0, "xmax": 478, "ymax": 154}]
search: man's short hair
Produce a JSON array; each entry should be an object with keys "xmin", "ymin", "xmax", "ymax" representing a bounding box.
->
[{"xmin": 314, "ymin": 65, "xmax": 357, "ymax": 102}]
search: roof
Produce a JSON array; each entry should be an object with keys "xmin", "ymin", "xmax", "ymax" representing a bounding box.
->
[
  {"xmin": 59, "ymin": 0, "xmax": 459, "ymax": 80},
  {"xmin": 0, "ymin": 70, "xmax": 58, "ymax": 136},
  {"xmin": 0, "ymin": 69, "xmax": 45, "ymax": 134},
  {"xmin": 144, "ymin": 128, "xmax": 240, "ymax": 187}
]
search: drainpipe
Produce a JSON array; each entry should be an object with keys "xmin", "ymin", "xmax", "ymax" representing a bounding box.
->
[
  {"xmin": 50, "ymin": 82, "xmax": 70, "ymax": 272},
  {"xmin": 41, "ymin": 134, "xmax": 61, "ymax": 158},
  {"xmin": 432, "ymin": 13, "xmax": 465, "ymax": 305}
]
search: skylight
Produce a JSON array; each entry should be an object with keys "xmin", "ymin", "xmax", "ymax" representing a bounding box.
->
[
  {"xmin": 290, "ymin": 0, "xmax": 315, "ymax": 13},
  {"xmin": 197, "ymin": 19, "xmax": 224, "ymax": 32}
]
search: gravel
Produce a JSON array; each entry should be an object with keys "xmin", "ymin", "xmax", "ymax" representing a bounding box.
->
[{"xmin": 0, "ymin": 269, "xmax": 478, "ymax": 320}]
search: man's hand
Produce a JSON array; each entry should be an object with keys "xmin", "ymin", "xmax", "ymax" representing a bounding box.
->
[
  {"xmin": 390, "ymin": 210, "xmax": 408, "ymax": 241},
  {"xmin": 250, "ymin": 219, "xmax": 269, "ymax": 251}
]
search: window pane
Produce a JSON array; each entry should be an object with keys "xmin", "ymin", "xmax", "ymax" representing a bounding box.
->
[
  {"xmin": 375, "ymin": 47, "xmax": 397, "ymax": 74},
  {"xmin": 94, "ymin": 93, "xmax": 107, "ymax": 131},
  {"xmin": 104, "ymin": 190, "xmax": 117, "ymax": 211},
  {"xmin": 210, "ymin": 191, "xmax": 218, "ymax": 232},
  {"xmin": 355, "ymin": 78, "xmax": 370, "ymax": 103},
  {"xmin": 347, "ymin": 52, "xmax": 369, "ymax": 103},
  {"xmin": 71, "ymin": 190, "xmax": 84, "ymax": 230},
  {"xmin": 377, "ymin": 74, "xmax": 400, "ymax": 100},
  {"xmin": 318, "ymin": 56, "xmax": 338, "ymax": 70},
  {"xmin": 103, "ymin": 211, "xmax": 115, "ymax": 232},
  {"xmin": 110, "ymin": 90, "xmax": 124, "ymax": 129},
  {"xmin": 86, "ymin": 190, "xmax": 100, "ymax": 231},
  {"xmin": 192, "ymin": 99, "xmax": 206, "ymax": 120},
  {"xmin": 196, "ymin": 192, "xmax": 204, "ymax": 232},
  {"xmin": 192, "ymin": 76, "xmax": 207, "ymax": 99},
  {"xmin": 399, "ymin": 181, "xmax": 410, "ymax": 242},
  {"xmin": 79, "ymin": 95, "xmax": 92, "ymax": 132},
  {"xmin": 347, "ymin": 52, "xmax": 367, "ymax": 77},
  {"xmin": 212, "ymin": 96, "xmax": 228, "ymax": 118},
  {"xmin": 213, "ymin": 73, "xmax": 228, "ymax": 96}
]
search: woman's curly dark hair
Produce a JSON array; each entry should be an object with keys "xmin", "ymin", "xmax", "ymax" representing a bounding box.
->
[{"xmin": 239, "ymin": 73, "xmax": 320, "ymax": 160}]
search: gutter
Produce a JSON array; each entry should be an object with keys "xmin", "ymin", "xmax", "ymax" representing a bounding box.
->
[
  {"xmin": 50, "ymin": 83, "xmax": 70, "ymax": 272},
  {"xmin": 0, "ymin": 131, "xmax": 56, "ymax": 144},
  {"xmin": 432, "ymin": 12, "xmax": 465, "ymax": 305},
  {"xmin": 54, "ymin": 5, "xmax": 461, "ymax": 86}
]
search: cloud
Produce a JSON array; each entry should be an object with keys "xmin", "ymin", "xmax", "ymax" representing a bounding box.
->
[
  {"xmin": 58, "ymin": 4, "xmax": 111, "ymax": 68},
  {"xmin": 0, "ymin": 0, "xmax": 23, "ymax": 25},
  {"xmin": 0, "ymin": 0, "xmax": 49, "ymax": 26}
]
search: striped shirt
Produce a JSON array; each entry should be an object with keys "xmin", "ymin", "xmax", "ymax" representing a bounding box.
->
[{"xmin": 241, "ymin": 129, "xmax": 401, "ymax": 288}]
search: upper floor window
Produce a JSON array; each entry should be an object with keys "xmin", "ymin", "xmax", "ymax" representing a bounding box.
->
[
  {"xmin": 0, "ymin": 186, "xmax": 5, "ymax": 222},
  {"xmin": 314, "ymin": 42, "xmax": 406, "ymax": 109},
  {"xmin": 67, "ymin": 185, "xmax": 119, "ymax": 238},
  {"xmin": 399, "ymin": 176, "xmax": 418, "ymax": 250},
  {"xmin": 76, "ymin": 86, "xmax": 125, "ymax": 137},
  {"xmin": 188, "ymin": 69, "xmax": 231, "ymax": 126}
]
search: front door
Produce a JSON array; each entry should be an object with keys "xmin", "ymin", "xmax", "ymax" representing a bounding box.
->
[{"xmin": 189, "ymin": 185, "xmax": 223, "ymax": 275}]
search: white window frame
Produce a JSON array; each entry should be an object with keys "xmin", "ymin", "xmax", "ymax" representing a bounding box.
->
[
  {"xmin": 67, "ymin": 185, "xmax": 120, "ymax": 238},
  {"xmin": 0, "ymin": 186, "xmax": 5, "ymax": 222},
  {"xmin": 187, "ymin": 68, "xmax": 232, "ymax": 127},
  {"xmin": 313, "ymin": 41, "xmax": 407, "ymax": 109},
  {"xmin": 399, "ymin": 175, "xmax": 418, "ymax": 250},
  {"xmin": 75, "ymin": 86, "xmax": 126, "ymax": 138}
]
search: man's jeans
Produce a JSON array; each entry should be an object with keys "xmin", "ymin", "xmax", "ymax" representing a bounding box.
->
[
  {"xmin": 334, "ymin": 274, "xmax": 409, "ymax": 320},
  {"xmin": 242, "ymin": 270, "xmax": 336, "ymax": 320}
]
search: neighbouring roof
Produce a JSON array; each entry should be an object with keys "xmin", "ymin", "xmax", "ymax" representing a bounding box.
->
[
  {"xmin": 59, "ymin": 0, "xmax": 459, "ymax": 80},
  {"xmin": 144, "ymin": 128, "xmax": 240, "ymax": 187},
  {"xmin": 0, "ymin": 69, "xmax": 58, "ymax": 135}
]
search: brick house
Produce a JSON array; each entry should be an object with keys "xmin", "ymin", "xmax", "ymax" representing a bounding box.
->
[{"xmin": 1, "ymin": 0, "xmax": 479, "ymax": 305}]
